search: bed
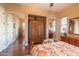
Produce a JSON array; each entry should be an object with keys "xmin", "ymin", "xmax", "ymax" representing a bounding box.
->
[{"xmin": 30, "ymin": 41, "xmax": 79, "ymax": 56}]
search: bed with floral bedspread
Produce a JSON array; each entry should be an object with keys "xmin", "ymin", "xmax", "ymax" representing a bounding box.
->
[{"xmin": 30, "ymin": 41, "xmax": 79, "ymax": 56}]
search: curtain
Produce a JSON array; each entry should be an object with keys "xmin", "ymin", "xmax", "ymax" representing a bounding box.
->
[
  {"xmin": 0, "ymin": 6, "xmax": 19, "ymax": 52},
  {"xmin": 0, "ymin": 6, "xmax": 7, "ymax": 52}
]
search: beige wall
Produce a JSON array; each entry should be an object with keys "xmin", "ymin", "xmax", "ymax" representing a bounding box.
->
[
  {"xmin": 58, "ymin": 4, "xmax": 79, "ymax": 19},
  {"xmin": 4, "ymin": 3, "xmax": 79, "ymax": 41},
  {"xmin": 56, "ymin": 4, "xmax": 79, "ymax": 40},
  {"xmin": 3, "ymin": 4, "xmax": 58, "ymax": 45},
  {"xmin": 4, "ymin": 4, "xmax": 56, "ymax": 16}
]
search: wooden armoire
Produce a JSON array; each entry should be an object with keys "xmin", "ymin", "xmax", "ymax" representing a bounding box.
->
[{"xmin": 28, "ymin": 15, "xmax": 46, "ymax": 45}]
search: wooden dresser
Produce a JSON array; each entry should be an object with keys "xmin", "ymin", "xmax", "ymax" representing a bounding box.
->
[
  {"xmin": 61, "ymin": 36, "xmax": 79, "ymax": 47},
  {"xmin": 48, "ymin": 32, "xmax": 53, "ymax": 39}
]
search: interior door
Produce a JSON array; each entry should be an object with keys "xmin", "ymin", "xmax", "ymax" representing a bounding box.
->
[{"xmin": 28, "ymin": 15, "xmax": 46, "ymax": 44}]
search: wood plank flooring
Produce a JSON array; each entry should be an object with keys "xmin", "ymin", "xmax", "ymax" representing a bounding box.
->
[{"xmin": 0, "ymin": 40, "xmax": 28, "ymax": 56}]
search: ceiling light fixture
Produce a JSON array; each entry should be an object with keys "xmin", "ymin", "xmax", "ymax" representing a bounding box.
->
[{"xmin": 50, "ymin": 3, "xmax": 53, "ymax": 7}]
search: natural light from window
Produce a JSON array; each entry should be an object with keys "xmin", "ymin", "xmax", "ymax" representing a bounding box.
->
[{"xmin": 61, "ymin": 17, "xmax": 68, "ymax": 33}]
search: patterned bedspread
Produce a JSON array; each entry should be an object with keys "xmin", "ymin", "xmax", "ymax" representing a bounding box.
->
[{"xmin": 31, "ymin": 41, "xmax": 79, "ymax": 56}]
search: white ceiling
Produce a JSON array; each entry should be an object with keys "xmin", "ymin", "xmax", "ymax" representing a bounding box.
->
[{"xmin": 19, "ymin": 3, "xmax": 74, "ymax": 12}]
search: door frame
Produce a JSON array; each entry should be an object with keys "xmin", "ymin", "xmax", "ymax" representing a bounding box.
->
[{"xmin": 28, "ymin": 14, "xmax": 47, "ymax": 44}]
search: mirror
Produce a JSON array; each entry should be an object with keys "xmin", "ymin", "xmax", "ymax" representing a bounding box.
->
[{"xmin": 69, "ymin": 17, "xmax": 79, "ymax": 34}]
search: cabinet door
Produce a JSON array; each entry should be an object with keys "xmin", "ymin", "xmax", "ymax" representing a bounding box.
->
[
  {"xmin": 61, "ymin": 36, "xmax": 66, "ymax": 42},
  {"xmin": 29, "ymin": 16, "xmax": 46, "ymax": 44},
  {"xmin": 65, "ymin": 37, "xmax": 70, "ymax": 43},
  {"xmin": 75, "ymin": 39, "xmax": 79, "ymax": 47},
  {"xmin": 69, "ymin": 38, "xmax": 75, "ymax": 45}
]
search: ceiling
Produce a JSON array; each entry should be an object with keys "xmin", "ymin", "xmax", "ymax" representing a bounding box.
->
[{"xmin": 19, "ymin": 3, "xmax": 74, "ymax": 12}]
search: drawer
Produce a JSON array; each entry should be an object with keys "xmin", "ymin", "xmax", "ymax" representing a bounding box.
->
[
  {"xmin": 69, "ymin": 39, "xmax": 76, "ymax": 45},
  {"xmin": 75, "ymin": 39, "xmax": 79, "ymax": 47}
]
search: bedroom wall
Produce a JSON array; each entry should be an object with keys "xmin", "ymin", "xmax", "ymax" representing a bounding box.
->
[
  {"xmin": 56, "ymin": 4, "xmax": 79, "ymax": 40},
  {"xmin": 3, "ymin": 4, "xmax": 57, "ymax": 45},
  {"xmin": 4, "ymin": 4, "xmax": 79, "ymax": 43},
  {"xmin": 0, "ymin": 4, "xmax": 20, "ymax": 52},
  {"xmin": 58, "ymin": 4, "xmax": 79, "ymax": 19}
]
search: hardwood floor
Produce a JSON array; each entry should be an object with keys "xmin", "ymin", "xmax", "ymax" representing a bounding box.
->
[{"xmin": 0, "ymin": 40, "xmax": 29, "ymax": 56}]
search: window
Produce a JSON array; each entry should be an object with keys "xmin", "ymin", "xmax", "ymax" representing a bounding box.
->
[
  {"xmin": 50, "ymin": 20, "xmax": 56, "ymax": 32},
  {"xmin": 60, "ymin": 17, "xmax": 68, "ymax": 33}
]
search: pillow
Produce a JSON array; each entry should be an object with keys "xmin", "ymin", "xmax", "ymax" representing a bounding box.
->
[{"xmin": 43, "ymin": 39, "xmax": 54, "ymax": 44}]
